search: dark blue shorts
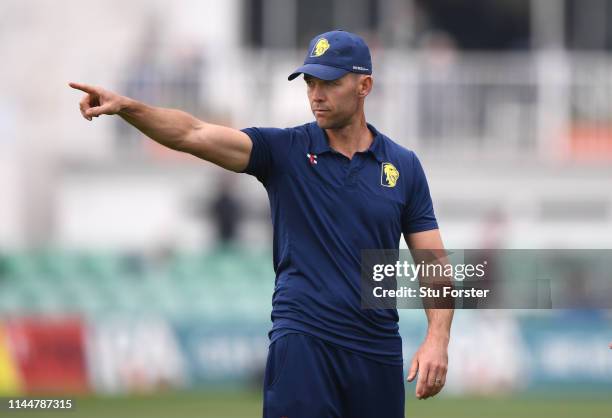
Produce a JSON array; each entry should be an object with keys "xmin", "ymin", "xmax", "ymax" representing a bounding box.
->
[{"xmin": 263, "ymin": 333, "xmax": 405, "ymax": 418}]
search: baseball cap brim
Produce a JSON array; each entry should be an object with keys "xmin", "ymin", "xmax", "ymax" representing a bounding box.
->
[{"xmin": 288, "ymin": 64, "xmax": 349, "ymax": 81}]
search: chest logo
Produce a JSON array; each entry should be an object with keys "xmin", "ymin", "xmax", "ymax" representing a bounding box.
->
[
  {"xmin": 381, "ymin": 162, "xmax": 399, "ymax": 187},
  {"xmin": 307, "ymin": 153, "xmax": 318, "ymax": 165},
  {"xmin": 310, "ymin": 38, "xmax": 330, "ymax": 57}
]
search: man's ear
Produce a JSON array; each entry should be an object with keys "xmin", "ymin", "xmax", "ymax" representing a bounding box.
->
[{"xmin": 357, "ymin": 75, "xmax": 373, "ymax": 98}]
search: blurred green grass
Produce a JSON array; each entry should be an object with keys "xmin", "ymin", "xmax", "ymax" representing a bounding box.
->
[{"xmin": 7, "ymin": 391, "xmax": 612, "ymax": 418}]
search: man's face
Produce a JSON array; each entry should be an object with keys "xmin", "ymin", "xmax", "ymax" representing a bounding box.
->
[{"xmin": 305, "ymin": 73, "xmax": 369, "ymax": 129}]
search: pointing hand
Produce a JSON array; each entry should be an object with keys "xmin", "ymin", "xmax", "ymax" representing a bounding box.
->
[{"xmin": 68, "ymin": 82, "xmax": 124, "ymax": 121}]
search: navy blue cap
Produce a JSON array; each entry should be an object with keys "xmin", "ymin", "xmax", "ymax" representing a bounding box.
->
[{"xmin": 288, "ymin": 30, "xmax": 372, "ymax": 81}]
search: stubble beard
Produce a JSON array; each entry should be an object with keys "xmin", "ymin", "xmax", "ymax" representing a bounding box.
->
[{"xmin": 315, "ymin": 110, "xmax": 353, "ymax": 130}]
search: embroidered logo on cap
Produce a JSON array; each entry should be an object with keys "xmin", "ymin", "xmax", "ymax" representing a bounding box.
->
[{"xmin": 310, "ymin": 38, "xmax": 330, "ymax": 57}]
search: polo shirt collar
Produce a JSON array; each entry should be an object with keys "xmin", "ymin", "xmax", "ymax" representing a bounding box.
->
[{"xmin": 310, "ymin": 122, "xmax": 385, "ymax": 162}]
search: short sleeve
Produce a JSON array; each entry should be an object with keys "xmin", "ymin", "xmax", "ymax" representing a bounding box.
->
[
  {"xmin": 240, "ymin": 127, "xmax": 291, "ymax": 185},
  {"xmin": 401, "ymin": 152, "xmax": 439, "ymax": 235}
]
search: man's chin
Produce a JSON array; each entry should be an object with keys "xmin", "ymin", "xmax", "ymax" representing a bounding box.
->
[
  {"xmin": 315, "ymin": 120, "xmax": 329, "ymax": 129},
  {"xmin": 315, "ymin": 118, "xmax": 336, "ymax": 130},
  {"xmin": 314, "ymin": 113, "xmax": 351, "ymax": 130}
]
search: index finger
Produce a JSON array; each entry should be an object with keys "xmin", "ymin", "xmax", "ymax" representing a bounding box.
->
[
  {"xmin": 416, "ymin": 366, "xmax": 430, "ymax": 399},
  {"xmin": 68, "ymin": 82, "xmax": 97, "ymax": 94}
]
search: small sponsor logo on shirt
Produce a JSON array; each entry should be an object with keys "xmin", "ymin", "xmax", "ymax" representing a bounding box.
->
[
  {"xmin": 307, "ymin": 153, "xmax": 318, "ymax": 165},
  {"xmin": 381, "ymin": 162, "xmax": 399, "ymax": 187}
]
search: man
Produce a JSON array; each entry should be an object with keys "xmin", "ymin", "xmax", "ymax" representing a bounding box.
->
[{"xmin": 70, "ymin": 30, "xmax": 453, "ymax": 418}]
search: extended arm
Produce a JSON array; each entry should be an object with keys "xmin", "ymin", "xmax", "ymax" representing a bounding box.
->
[
  {"xmin": 404, "ymin": 229, "xmax": 454, "ymax": 399},
  {"xmin": 69, "ymin": 82, "xmax": 252, "ymax": 172}
]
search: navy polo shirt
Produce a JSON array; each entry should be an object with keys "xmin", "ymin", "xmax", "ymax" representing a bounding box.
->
[{"xmin": 241, "ymin": 122, "xmax": 438, "ymax": 365}]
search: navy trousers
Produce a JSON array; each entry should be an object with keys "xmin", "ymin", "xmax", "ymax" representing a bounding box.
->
[{"xmin": 263, "ymin": 333, "xmax": 405, "ymax": 418}]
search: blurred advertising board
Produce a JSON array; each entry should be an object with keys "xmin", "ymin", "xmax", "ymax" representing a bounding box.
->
[
  {"xmin": 0, "ymin": 317, "xmax": 88, "ymax": 394},
  {"xmin": 85, "ymin": 317, "xmax": 187, "ymax": 394},
  {"xmin": 400, "ymin": 312, "xmax": 612, "ymax": 396},
  {"xmin": 2, "ymin": 314, "xmax": 610, "ymax": 395}
]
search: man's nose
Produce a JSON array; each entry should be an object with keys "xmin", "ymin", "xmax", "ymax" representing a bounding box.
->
[{"xmin": 310, "ymin": 84, "xmax": 325, "ymax": 101}]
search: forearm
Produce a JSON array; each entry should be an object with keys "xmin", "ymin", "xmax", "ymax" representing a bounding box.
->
[
  {"xmin": 117, "ymin": 97, "xmax": 201, "ymax": 152},
  {"xmin": 422, "ymin": 254, "xmax": 454, "ymax": 342},
  {"xmin": 424, "ymin": 308, "xmax": 453, "ymax": 343},
  {"xmin": 409, "ymin": 244, "xmax": 454, "ymax": 342}
]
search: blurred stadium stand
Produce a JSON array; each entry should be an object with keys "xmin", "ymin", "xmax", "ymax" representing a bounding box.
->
[{"xmin": 0, "ymin": 248, "xmax": 274, "ymax": 319}]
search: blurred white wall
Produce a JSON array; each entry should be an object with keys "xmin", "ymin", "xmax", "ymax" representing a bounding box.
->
[{"xmin": 0, "ymin": 0, "xmax": 243, "ymax": 248}]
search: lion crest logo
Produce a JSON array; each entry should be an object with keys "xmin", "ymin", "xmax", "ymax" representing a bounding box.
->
[
  {"xmin": 381, "ymin": 162, "xmax": 399, "ymax": 188},
  {"xmin": 310, "ymin": 38, "xmax": 330, "ymax": 57}
]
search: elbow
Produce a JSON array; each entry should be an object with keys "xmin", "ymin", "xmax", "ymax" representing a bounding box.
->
[{"xmin": 182, "ymin": 121, "xmax": 210, "ymax": 156}]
